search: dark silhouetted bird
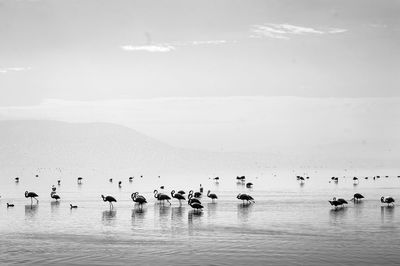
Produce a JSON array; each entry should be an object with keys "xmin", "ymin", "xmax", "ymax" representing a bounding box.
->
[
  {"xmin": 101, "ymin": 195, "xmax": 117, "ymax": 209},
  {"xmin": 25, "ymin": 191, "xmax": 39, "ymax": 205}
]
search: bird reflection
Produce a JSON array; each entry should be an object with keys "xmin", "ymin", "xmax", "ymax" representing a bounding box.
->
[
  {"xmin": 329, "ymin": 207, "xmax": 348, "ymax": 224},
  {"xmin": 131, "ymin": 208, "xmax": 146, "ymax": 227},
  {"xmin": 50, "ymin": 201, "xmax": 60, "ymax": 213},
  {"xmin": 102, "ymin": 210, "xmax": 117, "ymax": 226},
  {"xmin": 188, "ymin": 209, "xmax": 203, "ymax": 225},
  {"xmin": 207, "ymin": 202, "xmax": 217, "ymax": 218},
  {"xmin": 237, "ymin": 203, "xmax": 253, "ymax": 222},
  {"xmin": 171, "ymin": 206, "xmax": 184, "ymax": 220},
  {"xmin": 25, "ymin": 204, "xmax": 38, "ymax": 219},
  {"xmin": 381, "ymin": 206, "xmax": 395, "ymax": 223}
]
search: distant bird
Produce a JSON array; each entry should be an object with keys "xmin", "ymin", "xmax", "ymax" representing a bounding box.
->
[
  {"xmin": 52, "ymin": 185, "xmax": 57, "ymax": 192},
  {"xmin": 15, "ymin": 177, "xmax": 19, "ymax": 182},
  {"xmin": 298, "ymin": 176, "xmax": 305, "ymax": 184},
  {"xmin": 25, "ymin": 191, "xmax": 39, "ymax": 205},
  {"xmin": 329, "ymin": 197, "xmax": 348, "ymax": 209},
  {"xmin": 118, "ymin": 181, "xmax": 122, "ymax": 187},
  {"xmin": 351, "ymin": 193, "xmax": 364, "ymax": 202},
  {"xmin": 57, "ymin": 180, "xmax": 61, "ymax": 185},
  {"xmin": 129, "ymin": 177, "xmax": 133, "ymax": 182},
  {"xmin": 188, "ymin": 194, "xmax": 201, "ymax": 204},
  {"xmin": 177, "ymin": 190, "xmax": 185, "ymax": 195},
  {"xmin": 353, "ymin": 177, "xmax": 359, "ymax": 183},
  {"xmin": 7, "ymin": 203, "xmax": 14, "ymax": 208},
  {"xmin": 213, "ymin": 177, "xmax": 220, "ymax": 180},
  {"xmin": 246, "ymin": 182, "xmax": 253, "ymax": 188},
  {"xmin": 237, "ymin": 193, "xmax": 255, "ymax": 204},
  {"xmin": 77, "ymin": 177, "xmax": 83, "ymax": 184},
  {"xmin": 140, "ymin": 175, "xmax": 143, "ymax": 178},
  {"xmin": 306, "ymin": 176, "xmax": 310, "ymax": 179},
  {"xmin": 50, "ymin": 191, "xmax": 60, "ymax": 201},
  {"xmin": 364, "ymin": 177, "xmax": 368, "ymax": 180},
  {"xmin": 153, "ymin": 190, "xmax": 171, "ymax": 205},
  {"xmin": 171, "ymin": 190, "xmax": 186, "ymax": 204},
  {"xmin": 101, "ymin": 195, "xmax": 117, "ymax": 209},
  {"xmin": 160, "ymin": 186, "xmax": 165, "ymax": 190},
  {"xmin": 236, "ymin": 176, "xmax": 246, "ymax": 180},
  {"xmin": 35, "ymin": 174, "xmax": 39, "ymax": 178},
  {"xmin": 131, "ymin": 192, "xmax": 147, "ymax": 208},
  {"xmin": 70, "ymin": 204, "xmax": 78, "ymax": 209},
  {"xmin": 381, "ymin": 196, "xmax": 395, "ymax": 206},
  {"xmin": 385, "ymin": 175, "xmax": 389, "ymax": 178},
  {"xmin": 109, "ymin": 178, "xmax": 113, "ymax": 183},
  {"xmin": 207, "ymin": 190, "xmax": 218, "ymax": 202},
  {"xmin": 188, "ymin": 201, "xmax": 204, "ymax": 212},
  {"xmin": 199, "ymin": 184, "xmax": 204, "ymax": 193}
]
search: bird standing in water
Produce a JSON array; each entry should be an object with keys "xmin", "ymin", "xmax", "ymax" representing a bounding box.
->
[{"xmin": 101, "ymin": 195, "xmax": 117, "ymax": 209}]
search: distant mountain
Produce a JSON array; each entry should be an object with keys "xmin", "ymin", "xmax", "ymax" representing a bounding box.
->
[
  {"xmin": 0, "ymin": 120, "xmax": 272, "ymax": 173},
  {"xmin": 0, "ymin": 120, "xmax": 398, "ymax": 173}
]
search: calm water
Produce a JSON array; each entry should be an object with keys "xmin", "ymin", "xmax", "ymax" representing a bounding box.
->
[{"xmin": 1, "ymin": 168, "xmax": 400, "ymax": 265}]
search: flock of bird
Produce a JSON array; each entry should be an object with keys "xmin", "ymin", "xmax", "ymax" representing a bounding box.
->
[
  {"xmin": 6, "ymin": 175, "xmax": 256, "ymax": 212},
  {"xmin": 5, "ymin": 174, "xmax": 398, "ymax": 212}
]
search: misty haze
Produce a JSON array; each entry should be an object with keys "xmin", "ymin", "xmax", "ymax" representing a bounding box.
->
[{"xmin": 0, "ymin": 0, "xmax": 399, "ymax": 265}]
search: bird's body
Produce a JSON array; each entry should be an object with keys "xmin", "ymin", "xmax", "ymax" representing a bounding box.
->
[
  {"xmin": 77, "ymin": 177, "xmax": 83, "ymax": 184},
  {"xmin": 329, "ymin": 197, "xmax": 347, "ymax": 209},
  {"xmin": 207, "ymin": 190, "xmax": 218, "ymax": 202},
  {"xmin": 237, "ymin": 193, "xmax": 255, "ymax": 204},
  {"xmin": 118, "ymin": 181, "xmax": 122, "ymax": 187},
  {"xmin": 25, "ymin": 191, "xmax": 39, "ymax": 205},
  {"xmin": 381, "ymin": 196, "xmax": 395, "ymax": 206},
  {"xmin": 351, "ymin": 193, "xmax": 364, "ymax": 202},
  {"xmin": 7, "ymin": 203, "xmax": 14, "ymax": 208},
  {"xmin": 236, "ymin": 176, "xmax": 246, "ymax": 180},
  {"xmin": 177, "ymin": 190, "xmax": 185, "ymax": 195},
  {"xmin": 246, "ymin": 182, "xmax": 253, "ymax": 188},
  {"xmin": 50, "ymin": 191, "xmax": 60, "ymax": 201},
  {"xmin": 189, "ymin": 202, "xmax": 204, "ymax": 212},
  {"xmin": 109, "ymin": 178, "xmax": 113, "ymax": 182},
  {"xmin": 15, "ymin": 177, "xmax": 19, "ymax": 182},
  {"xmin": 70, "ymin": 204, "xmax": 78, "ymax": 209},
  {"xmin": 101, "ymin": 195, "xmax": 117, "ymax": 209},
  {"xmin": 154, "ymin": 190, "xmax": 171, "ymax": 205},
  {"xmin": 131, "ymin": 192, "xmax": 147, "ymax": 208},
  {"xmin": 171, "ymin": 190, "xmax": 185, "ymax": 204}
]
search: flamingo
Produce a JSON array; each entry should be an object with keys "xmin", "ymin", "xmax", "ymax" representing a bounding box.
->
[
  {"xmin": 189, "ymin": 190, "xmax": 202, "ymax": 198},
  {"xmin": 246, "ymin": 182, "xmax": 253, "ymax": 188},
  {"xmin": 109, "ymin": 178, "xmax": 113, "ymax": 183},
  {"xmin": 57, "ymin": 180, "xmax": 61, "ymax": 185},
  {"xmin": 328, "ymin": 197, "xmax": 347, "ymax": 209},
  {"xmin": 50, "ymin": 191, "xmax": 60, "ymax": 201},
  {"xmin": 154, "ymin": 190, "xmax": 171, "ymax": 205},
  {"xmin": 101, "ymin": 195, "xmax": 117, "ymax": 209},
  {"xmin": 236, "ymin": 176, "xmax": 245, "ymax": 180},
  {"xmin": 188, "ymin": 194, "xmax": 201, "ymax": 205},
  {"xmin": 237, "ymin": 193, "xmax": 255, "ymax": 204},
  {"xmin": 129, "ymin": 177, "xmax": 133, "ymax": 182},
  {"xmin": 171, "ymin": 190, "xmax": 185, "ymax": 205},
  {"xmin": 15, "ymin": 177, "xmax": 19, "ymax": 182},
  {"xmin": 70, "ymin": 204, "xmax": 78, "ymax": 209},
  {"xmin": 207, "ymin": 190, "xmax": 218, "ymax": 202},
  {"xmin": 131, "ymin": 192, "xmax": 147, "ymax": 208},
  {"xmin": 177, "ymin": 190, "xmax": 185, "ymax": 195},
  {"xmin": 189, "ymin": 201, "xmax": 204, "ymax": 212},
  {"xmin": 77, "ymin": 177, "xmax": 83, "ymax": 184},
  {"xmin": 381, "ymin": 196, "xmax": 395, "ymax": 206},
  {"xmin": 25, "ymin": 191, "xmax": 39, "ymax": 205},
  {"xmin": 351, "ymin": 193, "xmax": 364, "ymax": 202},
  {"xmin": 353, "ymin": 177, "xmax": 359, "ymax": 183},
  {"xmin": 118, "ymin": 181, "xmax": 122, "ymax": 187},
  {"xmin": 213, "ymin": 177, "xmax": 220, "ymax": 180},
  {"xmin": 7, "ymin": 203, "xmax": 14, "ymax": 208}
]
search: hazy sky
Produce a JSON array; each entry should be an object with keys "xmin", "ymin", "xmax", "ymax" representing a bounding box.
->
[
  {"xmin": 0, "ymin": 0, "xmax": 399, "ymax": 152},
  {"xmin": 0, "ymin": 0, "xmax": 399, "ymax": 106}
]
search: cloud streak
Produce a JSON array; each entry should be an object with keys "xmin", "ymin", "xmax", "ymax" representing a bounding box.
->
[
  {"xmin": 0, "ymin": 67, "xmax": 31, "ymax": 74},
  {"xmin": 121, "ymin": 40, "xmax": 228, "ymax": 52},
  {"xmin": 250, "ymin": 24, "xmax": 347, "ymax": 39}
]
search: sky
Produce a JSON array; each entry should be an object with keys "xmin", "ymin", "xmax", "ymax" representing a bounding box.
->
[{"xmin": 0, "ymin": 0, "xmax": 399, "ymax": 151}]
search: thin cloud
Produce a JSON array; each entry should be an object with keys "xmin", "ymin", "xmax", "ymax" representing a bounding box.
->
[
  {"xmin": 121, "ymin": 45, "xmax": 175, "ymax": 52},
  {"xmin": 121, "ymin": 40, "xmax": 228, "ymax": 52},
  {"xmin": 250, "ymin": 23, "xmax": 347, "ymax": 39},
  {"xmin": 0, "ymin": 67, "xmax": 31, "ymax": 74}
]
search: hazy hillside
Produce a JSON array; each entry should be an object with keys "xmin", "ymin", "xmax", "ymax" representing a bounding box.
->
[{"xmin": 0, "ymin": 120, "xmax": 398, "ymax": 173}]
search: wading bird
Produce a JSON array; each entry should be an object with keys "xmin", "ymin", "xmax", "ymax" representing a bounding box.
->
[
  {"xmin": 7, "ymin": 203, "xmax": 14, "ymax": 208},
  {"xmin": 188, "ymin": 201, "xmax": 204, "ymax": 212},
  {"xmin": 381, "ymin": 196, "xmax": 395, "ymax": 206},
  {"xmin": 101, "ymin": 195, "xmax": 117, "ymax": 209},
  {"xmin": 131, "ymin": 192, "xmax": 147, "ymax": 208},
  {"xmin": 70, "ymin": 204, "xmax": 78, "ymax": 209},
  {"xmin": 154, "ymin": 190, "xmax": 171, "ymax": 205},
  {"xmin": 188, "ymin": 194, "xmax": 201, "ymax": 205},
  {"xmin": 351, "ymin": 193, "xmax": 364, "ymax": 202},
  {"xmin": 50, "ymin": 191, "xmax": 60, "ymax": 201},
  {"xmin": 77, "ymin": 177, "xmax": 83, "ymax": 184},
  {"xmin": 207, "ymin": 190, "xmax": 218, "ymax": 202},
  {"xmin": 171, "ymin": 190, "xmax": 185, "ymax": 205},
  {"xmin": 237, "ymin": 193, "xmax": 255, "ymax": 204},
  {"xmin": 25, "ymin": 191, "xmax": 39, "ymax": 205}
]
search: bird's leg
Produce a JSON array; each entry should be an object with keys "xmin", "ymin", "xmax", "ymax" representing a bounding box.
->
[{"xmin": 168, "ymin": 200, "xmax": 171, "ymax": 205}]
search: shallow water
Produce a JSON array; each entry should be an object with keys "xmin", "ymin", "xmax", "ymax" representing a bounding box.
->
[{"xmin": 1, "ymin": 168, "xmax": 400, "ymax": 265}]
